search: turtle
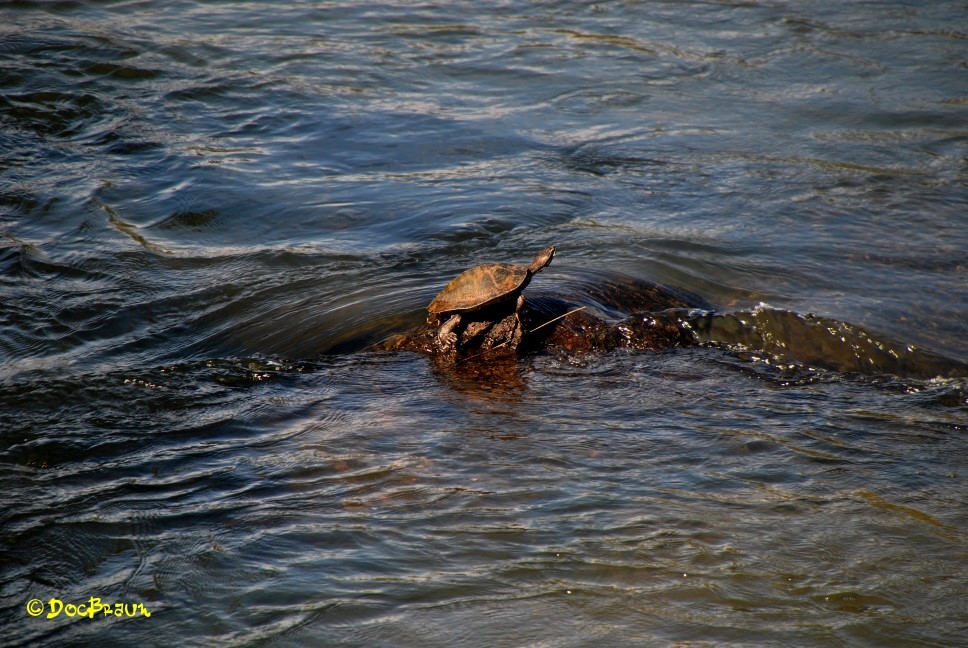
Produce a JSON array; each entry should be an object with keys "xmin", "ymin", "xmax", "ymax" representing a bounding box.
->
[{"xmin": 427, "ymin": 246, "xmax": 556, "ymax": 352}]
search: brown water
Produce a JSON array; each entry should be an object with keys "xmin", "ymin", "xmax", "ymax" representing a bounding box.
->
[{"xmin": 1, "ymin": 1, "xmax": 966, "ymax": 646}]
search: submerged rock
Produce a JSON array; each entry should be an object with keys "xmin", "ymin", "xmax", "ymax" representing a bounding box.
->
[
  {"xmin": 368, "ymin": 266, "xmax": 967, "ymax": 384},
  {"xmin": 378, "ymin": 272, "xmax": 706, "ymax": 360}
]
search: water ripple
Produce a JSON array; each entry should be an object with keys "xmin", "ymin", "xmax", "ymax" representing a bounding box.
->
[{"xmin": 2, "ymin": 2, "xmax": 967, "ymax": 646}]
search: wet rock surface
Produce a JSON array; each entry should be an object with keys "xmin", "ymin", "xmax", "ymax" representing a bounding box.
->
[{"xmin": 378, "ymin": 275, "xmax": 705, "ymax": 360}]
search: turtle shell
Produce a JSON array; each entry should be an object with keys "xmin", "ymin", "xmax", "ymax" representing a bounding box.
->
[{"xmin": 428, "ymin": 263, "xmax": 528, "ymax": 316}]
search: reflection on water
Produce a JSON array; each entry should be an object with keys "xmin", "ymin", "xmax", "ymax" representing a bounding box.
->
[{"xmin": 1, "ymin": 0, "xmax": 966, "ymax": 646}]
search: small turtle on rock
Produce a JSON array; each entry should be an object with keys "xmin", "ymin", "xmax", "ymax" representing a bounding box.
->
[
  {"xmin": 427, "ymin": 246, "xmax": 555, "ymax": 353},
  {"xmin": 380, "ymin": 266, "xmax": 704, "ymax": 361}
]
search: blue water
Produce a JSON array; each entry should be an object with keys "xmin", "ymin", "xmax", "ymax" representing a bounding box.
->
[{"xmin": 2, "ymin": 1, "xmax": 966, "ymax": 646}]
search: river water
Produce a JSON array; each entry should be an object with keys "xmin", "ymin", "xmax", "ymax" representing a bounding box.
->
[{"xmin": 2, "ymin": 1, "xmax": 966, "ymax": 646}]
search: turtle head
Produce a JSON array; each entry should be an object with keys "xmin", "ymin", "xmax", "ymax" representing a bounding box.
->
[{"xmin": 528, "ymin": 246, "xmax": 555, "ymax": 274}]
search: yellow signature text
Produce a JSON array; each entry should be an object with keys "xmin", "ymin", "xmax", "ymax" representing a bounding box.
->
[{"xmin": 26, "ymin": 597, "xmax": 151, "ymax": 619}]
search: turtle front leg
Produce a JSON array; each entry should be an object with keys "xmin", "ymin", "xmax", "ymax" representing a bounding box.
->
[
  {"xmin": 511, "ymin": 294, "xmax": 526, "ymax": 347},
  {"xmin": 437, "ymin": 314, "xmax": 461, "ymax": 352}
]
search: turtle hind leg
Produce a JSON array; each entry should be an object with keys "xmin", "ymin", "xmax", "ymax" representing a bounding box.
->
[{"xmin": 437, "ymin": 314, "xmax": 461, "ymax": 352}]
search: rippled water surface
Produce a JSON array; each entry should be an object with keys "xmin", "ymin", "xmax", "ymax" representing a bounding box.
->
[{"xmin": 2, "ymin": 1, "xmax": 966, "ymax": 646}]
